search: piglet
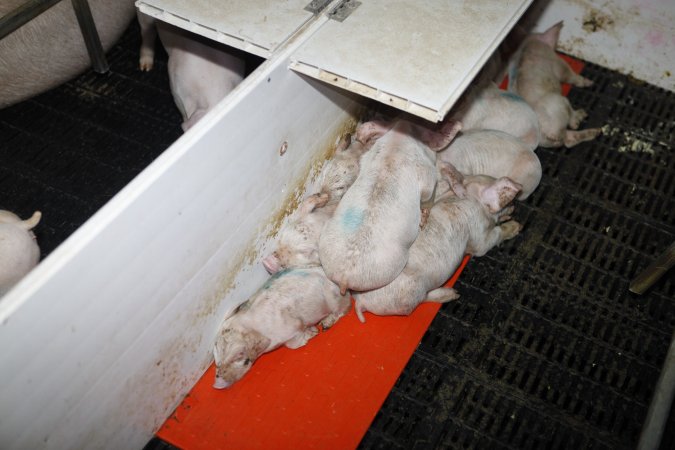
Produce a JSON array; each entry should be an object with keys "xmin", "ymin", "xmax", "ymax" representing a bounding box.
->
[
  {"xmin": 319, "ymin": 118, "xmax": 462, "ymax": 295},
  {"xmin": 137, "ymin": 12, "xmax": 245, "ymax": 131},
  {"xmin": 354, "ymin": 166, "xmax": 522, "ymax": 321},
  {"xmin": 437, "ymin": 129, "xmax": 542, "ymax": 199},
  {"xmin": 450, "ymin": 82, "xmax": 541, "ymax": 150},
  {"xmin": 262, "ymin": 193, "xmax": 335, "ymax": 274},
  {"xmin": 213, "ymin": 266, "xmax": 350, "ymax": 388},
  {"xmin": 319, "ymin": 133, "xmax": 371, "ymax": 204},
  {"xmin": 0, "ymin": 210, "xmax": 41, "ymax": 296},
  {"xmin": 508, "ymin": 21, "xmax": 601, "ymax": 148}
]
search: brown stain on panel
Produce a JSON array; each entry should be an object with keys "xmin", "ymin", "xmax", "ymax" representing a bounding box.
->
[
  {"xmin": 582, "ymin": 8, "xmax": 614, "ymax": 33},
  {"xmin": 197, "ymin": 112, "xmax": 363, "ymax": 322}
]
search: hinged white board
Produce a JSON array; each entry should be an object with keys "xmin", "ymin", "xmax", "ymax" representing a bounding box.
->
[
  {"xmin": 290, "ymin": 0, "xmax": 533, "ymax": 122},
  {"xmin": 135, "ymin": 0, "xmax": 323, "ymax": 58}
]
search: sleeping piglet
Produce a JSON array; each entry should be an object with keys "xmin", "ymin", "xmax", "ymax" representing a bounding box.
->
[
  {"xmin": 213, "ymin": 266, "xmax": 350, "ymax": 388},
  {"xmin": 262, "ymin": 193, "xmax": 335, "ymax": 274},
  {"xmin": 137, "ymin": 12, "xmax": 245, "ymax": 131},
  {"xmin": 319, "ymin": 132, "xmax": 371, "ymax": 205},
  {"xmin": 354, "ymin": 166, "xmax": 522, "ymax": 321},
  {"xmin": 0, "ymin": 210, "xmax": 41, "ymax": 296},
  {"xmin": 449, "ymin": 82, "xmax": 541, "ymax": 151},
  {"xmin": 319, "ymin": 118, "xmax": 462, "ymax": 295},
  {"xmin": 438, "ymin": 129, "xmax": 542, "ymax": 199},
  {"xmin": 507, "ymin": 21, "xmax": 601, "ymax": 148}
]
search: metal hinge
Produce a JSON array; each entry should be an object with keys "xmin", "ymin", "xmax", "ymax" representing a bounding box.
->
[
  {"xmin": 304, "ymin": 0, "xmax": 332, "ymax": 15},
  {"xmin": 328, "ymin": 0, "xmax": 361, "ymax": 22}
]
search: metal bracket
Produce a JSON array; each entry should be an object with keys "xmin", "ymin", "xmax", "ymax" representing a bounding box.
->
[
  {"xmin": 328, "ymin": 0, "xmax": 361, "ymax": 22},
  {"xmin": 304, "ymin": 0, "xmax": 332, "ymax": 15}
]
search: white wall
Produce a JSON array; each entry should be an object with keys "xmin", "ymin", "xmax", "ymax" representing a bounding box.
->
[
  {"xmin": 0, "ymin": 29, "xmax": 361, "ymax": 450},
  {"xmin": 528, "ymin": 0, "xmax": 674, "ymax": 91}
]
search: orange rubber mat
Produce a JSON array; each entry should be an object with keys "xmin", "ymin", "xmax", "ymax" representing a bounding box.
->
[
  {"xmin": 157, "ymin": 257, "xmax": 470, "ymax": 450},
  {"xmin": 157, "ymin": 54, "xmax": 584, "ymax": 450}
]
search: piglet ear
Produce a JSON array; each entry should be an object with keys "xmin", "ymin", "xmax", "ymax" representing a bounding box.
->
[
  {"xmin": 355, "ymin": 120, "xmax": 393, "ymax": 144},
  {"xmin": 336, "ymin": 133, "xmax": 351, "ymax": 152},
  {"xmin": 481, "ymin": 177, "xmax": 522, "ymax": 213},
  {"xmin": 262, "ymin": 253, "xmax": 281, "ymax": 274},
  {"xmin": 420, "ymin": 120, "xmax": 462, "ymax": 151},
  {"xmin": 535, "ymin": 21, "xmax": 563, "ymax": 49},
  {"xmin": 438, "ymin": 161, "xmax": 467, "ymax": 198}
]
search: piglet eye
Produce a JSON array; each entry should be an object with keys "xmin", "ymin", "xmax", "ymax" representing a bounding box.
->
[{"xmin": 244, "ymin": 358, "xmax": 252, "ymax": 365}]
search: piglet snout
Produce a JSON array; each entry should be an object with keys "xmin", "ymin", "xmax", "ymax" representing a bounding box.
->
[{"xmin": 213, "ymin": 377, "xmax": 232, "ymax": 389}]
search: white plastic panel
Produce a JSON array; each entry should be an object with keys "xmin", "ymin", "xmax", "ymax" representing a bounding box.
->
[
  {"xmin": 136, "ymin": 0, "xmax": 320, "ymax": 57},
  {"xmin": 528, "ymin": 0, "xmax": 674, "ymax": 92},
  {"xmin": 0, "ymin": 28, "xmax": 361, "ymax": 450},
  {"xmin": 290, "ymin": 0, "xmax": 533, "ymax": 122}
]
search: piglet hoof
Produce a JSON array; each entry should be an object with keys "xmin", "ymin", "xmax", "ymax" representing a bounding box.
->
[
  {"xmin": 498, "ymin": 205, "xmax": 515, "ymax": 223},
  {"xmin": 569, "ymin": 109, "xmax": 588, "ymax": 130},
  {"xmin": 139, "ymin": 56, "xmax": 154, "ymax": 72},
  {"xmin": 320, "ymin": 312, "xmax": 343, "ymax": 330},
  {"xmin": 500, "ymin": 220, "xmax": 523, "ymax": 240}
]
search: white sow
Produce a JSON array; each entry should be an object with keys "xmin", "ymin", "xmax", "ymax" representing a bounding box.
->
[{"xmin": 137, "ymin": 12, "xmax": 245, "ymax": 131}]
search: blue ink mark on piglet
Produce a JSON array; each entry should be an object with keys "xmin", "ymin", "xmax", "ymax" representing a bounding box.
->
[
  {"xmin": 261, "ymin": 268, "xmax": 310, "ymax": 290},
  {"xmin": 341, "ymin": 207, "xmax": 364, "ymax": 233},
  {"xmin": 499, "ymin": 90, "xmax": 526, "ymax": 103}
]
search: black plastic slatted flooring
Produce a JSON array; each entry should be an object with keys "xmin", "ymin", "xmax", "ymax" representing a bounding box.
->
[
  {"xmin": 359, "ymin": 62, "xmax": 675, "ymax": 450},
  {"xmin": 0, "ymin": 22, "xmax": 183, "ymax": 257}
]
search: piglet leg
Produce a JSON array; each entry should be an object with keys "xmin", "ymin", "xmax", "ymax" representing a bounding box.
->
[
  {"xmin": 137, "ymin": 12, "xmax": 157, "ymax": 71},
  {"xmin": 285, "ymin": 326, "xmax": 319, "ymax": 349},
  {"xmin": 425, "ymin": 287, "xmax": 460, "ymax": 303},
  {"xmin": 420, "ymin": 181, "xmax": 438, "ymax": 229},
  {"xmin": 564, "ymin": 128, "xmax": 602, "ymax": 148}
]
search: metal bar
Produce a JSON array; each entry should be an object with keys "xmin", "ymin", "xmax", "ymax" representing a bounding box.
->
[
  {"xmin": 0, "ymin": 0, "xmax": 63, "ymax": 40},
  {"xmin": 630, "ymin": 241, "xmax": 675, "ymax": 294},
  {"xmin": 70, "ymin": 0, "xmax": 109, "ymax": 73},
  {"xmin": 638, "ymin": 330, "xmax": 675, "ymax": 450}
]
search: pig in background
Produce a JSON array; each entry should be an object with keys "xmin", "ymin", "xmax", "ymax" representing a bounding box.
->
[
  {"xmin": 354, "ymin": 165, "xmax": 522, "ymax": 321},
  {"xmin": 213, "ymin": 266, "xmax": 350, "ymax": 388},
  {"xmin": 438, "ymin": 129, "xmax": 542, "ymax": 200},
  {"xmin": 0, "ymin": 0, "xmax": 136, "ymax": 109},
  {"xmin": 137, "ymin": 12, "xmax": 246, "ymax": 131},
  {"xmin": 508, "ymin": 21, "xmax": 602, "ymax": 148},
  {"xmin": 319, "ymin": 118, "xmax": 461, "ymax": 295},
  {"xmin": 0, "ymin": 210, "xmax": 41, "ymax": 296}
]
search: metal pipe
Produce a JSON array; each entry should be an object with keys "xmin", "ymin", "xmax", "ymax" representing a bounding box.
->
[
  {"xmin": 70, "ymin": 0, "xmax": 109, "ymax": 73},
  {"xmin": 0, "ymin": 0, "xmax": 63, "ymax": 40},
  {"xmin": 630, "ymin": 242, "xmax": 675, "ymax": 295},
  {"xmin": 637, "ymin": 330, "xmax": 675, "ymax": 450}
]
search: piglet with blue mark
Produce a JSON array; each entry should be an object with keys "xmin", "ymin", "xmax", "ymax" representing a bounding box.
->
[
  {"xmin": 450, "ymin": 82, "xmax": 541, "ymax": 151},
  {"xmin": 354, "ymin": 164, "xmax": 523, "ymax": 321},
  {"xmin": 213, "ymin": 266, "xmax": 350, "ymax": 388},
  {"xmin": 319, "ymin": 118, "xmax": 462, "ymax": 295}
]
